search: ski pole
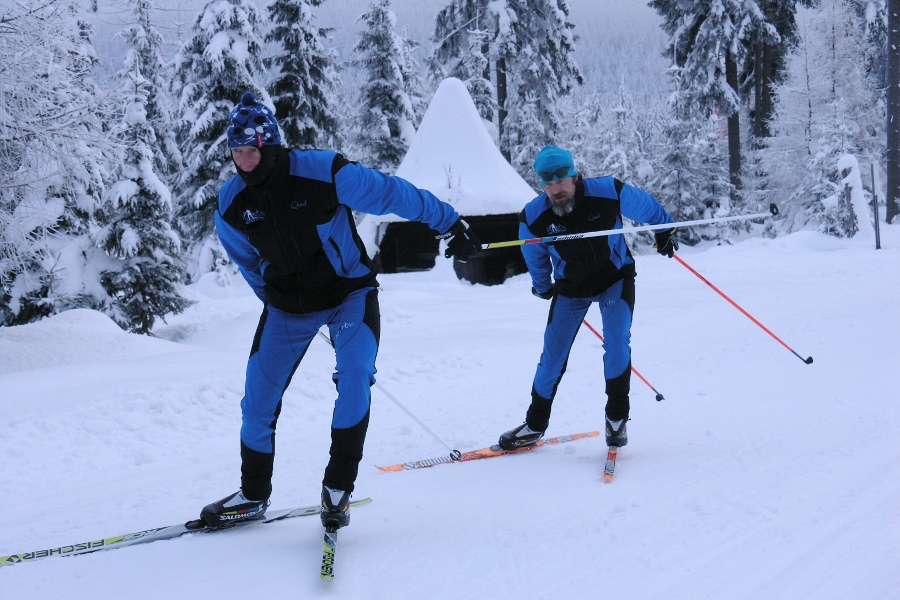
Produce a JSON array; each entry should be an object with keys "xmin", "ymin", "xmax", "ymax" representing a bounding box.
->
[
  {"xmin": 481, "ymin": 204, "xmax": 779, "ymax": 250},
  {"xmin": 316, "ymin": 331, "xmax": 462, "ymax": 460},
  {"xmin": 671, "ymin": 255, "xmax": 814, "ymax": 365},
  {"xmin": 581, "ymin": 319, "xmax": 665, "ymax": 401}
]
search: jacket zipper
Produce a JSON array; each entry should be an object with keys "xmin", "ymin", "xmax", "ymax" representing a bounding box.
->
[{"xmin": 328, "ymin": 238, "xmax": 347, "ymax": 274}]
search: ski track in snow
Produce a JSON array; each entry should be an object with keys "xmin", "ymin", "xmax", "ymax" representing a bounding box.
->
[{"xmin": 1, "ymin": 229, "xmax": 899, "ymax": 599}]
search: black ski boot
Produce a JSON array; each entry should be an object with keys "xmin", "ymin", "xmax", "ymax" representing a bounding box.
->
[
  {"xmin": 605, "ymin": 416, "xmax": 628, "ymax": 447},
  {"xmin": 497, "ymin": 423, "xmax": 545, "ymax": 451},
  {"xmin": 200, "ymin": 490, "xmax": 269, "ymax": 527},
  {"xmin": 320, "ymin": 486, "xmax": 351, "ymax": 530}
]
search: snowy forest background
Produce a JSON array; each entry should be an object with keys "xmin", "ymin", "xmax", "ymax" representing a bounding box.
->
[{"xmin": 0, "ymin": 0, "xmax": 896, "ymax": 333}]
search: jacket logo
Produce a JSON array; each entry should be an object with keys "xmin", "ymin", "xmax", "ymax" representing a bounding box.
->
[
  {"xmin": 588, "ymin": 213, "xmax": 603, "ymax": 221},
  {"xmin": 242, "ymin": 209, "xmax": 265, "ymax": 224},
  {"xmin": 547, "ymin": 223, "xmax": 567, "ymax": 235},
  {"xmin": 291, "ymin": 201, "xmax": 307, "ymax": 209}
]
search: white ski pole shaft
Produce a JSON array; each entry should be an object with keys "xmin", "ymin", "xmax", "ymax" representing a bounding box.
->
[{"xmin": 482, "ymin": 204, "xmax": 779, "ymax": 250}]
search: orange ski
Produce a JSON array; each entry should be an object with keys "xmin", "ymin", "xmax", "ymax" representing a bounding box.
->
[
  {"xmin": 603, "ymin": 446, "xmax": 619, "ymax": 482},
  {"xmin": 376, "ymin": 431, "xmax": 600, "ymax": 472}
]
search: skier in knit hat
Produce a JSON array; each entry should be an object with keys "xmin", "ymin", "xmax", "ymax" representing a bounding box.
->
[
  {"xmin": 199, "ymin": 92, "xmax": 481, "ymax": 531},
  {"xmin": 497, "ymin": 144, "xmax": 676, "ymax": 453}
]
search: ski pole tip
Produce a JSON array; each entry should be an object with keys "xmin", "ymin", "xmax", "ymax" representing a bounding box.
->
[
  {"xmin": 805, "ymin": 356, "xmax": 813, "ymax": 364},
  {"xmin": 655, "ymin": 393, "xmax": 664, "ymax": 401}
]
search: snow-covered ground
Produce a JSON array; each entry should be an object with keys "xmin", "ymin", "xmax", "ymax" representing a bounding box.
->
[{"xmin": 1, "ymin": 225, "xmax": 898, "ymax": 599}]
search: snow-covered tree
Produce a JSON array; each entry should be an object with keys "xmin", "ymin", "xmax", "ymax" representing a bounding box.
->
[
  {"xmin": 118, "ymin": 0, "xmax": 182, "ymax": 177},
  {"xmin": 427, "ymin": 2, "xmax": 495, "ymax": 123},
  {"xmin": 650, "ymin": 70, "xmax": 733, "ymax": 245},
  {"xmin": 352, "ymin": 0, "xmax": 424, "ymax": 173},
  {"xmin": 266, "ymin": 0, "xmax": 342, "ymax": 149},
  {"xmin": 429, "ymin": 0, "xmax": 582, "ymax": 182},
  {"xmin": 499, "ymin": 0, "xmax": 583, "ymax": 183},
  {"xmin": 849, "ymin": 0, "xmax": 889, "ymax": 88},
  {"xmin": 98, "ymin": 73, "xmax": 192, "ymax": 334},
  {"xmin": 649, "ymin": 0, "xmax": 780, "ymax": 187},
  {"xmin": 758, "ymin": 0, "xmax": 883, "ymax": 236},
  {"xmin": 739, "ymin": 0, "xmax": 815, "ymax": 138},
  {"xmin": 0, "ymin": 1, "xmax": 115, "ymax": 325},
  {"xmin": 173, "ymin": 0, "xmax": 270, "ymax": 280}
]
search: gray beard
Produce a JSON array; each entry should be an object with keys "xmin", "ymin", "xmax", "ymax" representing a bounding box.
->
[{"xmin": 551, "ymin": 199, "xmax": 575, "ymax": 216}]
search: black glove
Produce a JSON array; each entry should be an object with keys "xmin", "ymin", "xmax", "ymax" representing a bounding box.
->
[
  {"xmin": 654, "ymin": 228, "xmax": 678, "ymax": 258},
  {"xmin": 532, "ymin": 285, "xmax": 555, "ymax": 300},
  {"xmin": 441, "ymin": 218, "xmax": 482, "ymax": 262}
]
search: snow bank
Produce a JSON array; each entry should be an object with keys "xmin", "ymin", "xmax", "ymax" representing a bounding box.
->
[{"xmin": 0, "ymin": 308, "xmax": 184, "ymax": 375}]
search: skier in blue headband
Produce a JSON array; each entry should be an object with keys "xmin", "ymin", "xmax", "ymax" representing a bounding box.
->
[{"xmin": 497, "ymin": 144, "xmax": 676, "ymax": 454}]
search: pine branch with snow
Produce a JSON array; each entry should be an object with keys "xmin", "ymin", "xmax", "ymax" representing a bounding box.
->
[
  {"xmin": 0, "ymin": 1, "xmax": 117, "ymax": 325},
  {"xmin": 266, "ymin": 0, "xmax": 342, "ymax": 149},
  {"xmin": 352, "ymin": 0, "xmax": 423, "ymax": 173},
  {"xmin": 173, "ymin": 0, "xmax": 270, "ymax": 280}
]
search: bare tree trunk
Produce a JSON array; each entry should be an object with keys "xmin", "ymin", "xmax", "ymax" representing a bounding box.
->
[
  {"xmin": 753, "ymin": 40, "xmax": 775, "ymax": 138},
  {"xmin": 887, "ymin": 0, "xmax": 900, "ymax": 223},
  {"xmin": 726, "ymin": 48, "xmax": 742, "ymax": 189},
  {"xmin": 496, "ymin": 56, "xmax": 509, "ymax": 162}
]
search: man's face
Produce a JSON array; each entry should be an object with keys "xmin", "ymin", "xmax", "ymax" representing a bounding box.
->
[
  {"xmin": 542, "ymin": 176, "xmax": 577, "ymax": 216},
  {"xmin": 232, "ymin": 146, "xmax": 262, "ymax": 172}
]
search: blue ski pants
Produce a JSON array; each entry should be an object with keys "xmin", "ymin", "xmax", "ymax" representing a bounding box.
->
[
  {"xmin": 530, "ymin": 277, "xmax": 635, "ymax": 426},
  {"xmin": 239, "ymin": 287, "xmax": 379, "ymax": 498}
]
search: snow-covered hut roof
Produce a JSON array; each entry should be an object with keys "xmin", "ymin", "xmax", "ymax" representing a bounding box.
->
[{"xmin": 378, "ymin": 77, "xmax": 536, "ymax": 222}]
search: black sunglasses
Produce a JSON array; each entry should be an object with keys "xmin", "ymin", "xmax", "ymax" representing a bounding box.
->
[{"xmin": 538, "ymin": 166, "xmax": 573, "ymax": 183}]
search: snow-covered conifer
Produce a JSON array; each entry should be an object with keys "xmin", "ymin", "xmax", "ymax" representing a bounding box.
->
[
  {"xmin": 759, "ymin": 0, "xmax": 883, "ymax": 236},
  {"xmin": 352, "ymin": 0, "xmax": 424, "ymax": 173},
  {"xmin": 99, "ymin": 73, "xmax": 192, "ymax": 334},
  {"xmin": 499, "ymin": 0, "xmax": 582, "ymax": 183},
  {"xmin": 649, "ymin": 0, "xmax": 780, "ymax": 186},
  {"xmin": 650, "ymin": 69, "xmax": 732, "ymax": 245},
  {"xmin": 173, "ymin": 0, "xmax": 270, "ymax": 279},
  {"xmin": 427, "ymin": 2, "xmax": 495, "ymax": 123},
  {"xmin": 0, "ymin": 1, "xmax": 115, "ymax": 325},
  {"xmin": 429, "ymin": 0, "xmax": 581, "ymax": 183},
  {"xmin": 266, "ymin": 0, "xmax": 342, "ymax": 149},
  {"xmin": 119, "ymin": 0, "xmax": 182, "ymax": 177}
]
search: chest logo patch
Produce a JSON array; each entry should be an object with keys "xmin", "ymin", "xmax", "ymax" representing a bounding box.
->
[
  {"xmin": 291, "ymin": 200, "xmax": 307, "ymax": 209},
  {"xmin": 588, "ymin": 213, "xmax": 603, "ymax": 221},
  {"xmin": 547, "ymin": 223, "xmax": 567, "ymax": 235},
  {"xmin": 242, "ymin": 209, "xmax": 265, "ymax": 225}
]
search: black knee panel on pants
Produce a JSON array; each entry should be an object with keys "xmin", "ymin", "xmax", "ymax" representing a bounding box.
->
[
  {"xmin": 323, "ymin": 409, "xmax": 370, "ymax": 493},
  {"xmin": 241, "ymin": 441, "xmax": 274, "ymax": 501},
  {"xmin": 605, "ymin": 364, "xmax": 631, "ymax": 422},
  {"xmin": 526, "ymin": 389, "xmax": 553, "ymax": 432}
]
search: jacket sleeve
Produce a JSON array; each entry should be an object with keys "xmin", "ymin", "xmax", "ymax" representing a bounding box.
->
[
  {"xmin": 214, "ymin": 210, "xmax": 266, "ymax": 302},
  {"xmin": 333, "ymin": 162, "xmax": 459, "ymax": 234},
  {"xmin": 619, "ymin": 183, "xmax": 673, "ymax": 232},
  {"xmin": 519, "ymin": 217, "xmax": 553, "ymax": 293}
]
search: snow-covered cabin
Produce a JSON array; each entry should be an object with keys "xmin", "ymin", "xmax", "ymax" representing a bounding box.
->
[{"xmin": 362, "ymin": 77, "xmax": 537, "ymax": 285}]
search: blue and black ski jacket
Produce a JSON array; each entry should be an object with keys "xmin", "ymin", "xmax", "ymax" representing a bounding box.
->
[
  {"xmin": 216, "ymin": 148, "xmax": 459, "ymax": 313},
  {"xmin": 520, "ymin": 177, "xmax": 673, "ymax": 298}
]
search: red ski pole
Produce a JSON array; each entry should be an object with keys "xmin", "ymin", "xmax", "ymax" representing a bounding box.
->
[
  {"xmin": 672, "ymin": 254, "xmax": 813, "ymax": 365},
  {"xmin": 582, "ymin": 319, "xmax": 665, "ymax": 401}
]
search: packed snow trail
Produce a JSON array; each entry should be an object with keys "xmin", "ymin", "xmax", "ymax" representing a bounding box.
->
[{"xmin": 1, "ymin": 229, "xmax": 898, "ymax": 599}]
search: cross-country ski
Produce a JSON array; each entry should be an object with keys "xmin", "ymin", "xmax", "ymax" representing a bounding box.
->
[
  {"xmin": 376, "ymin": 432, "xmax": 599, "ymax": 472},
  {"xmin": 0, "ymin": 499, "xmax": 372, "ymax": 569}
]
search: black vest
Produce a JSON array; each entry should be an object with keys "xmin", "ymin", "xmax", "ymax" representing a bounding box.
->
[{"xmin": 221, "ymin": 149, "xmax": 377, "ymax": 313}]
